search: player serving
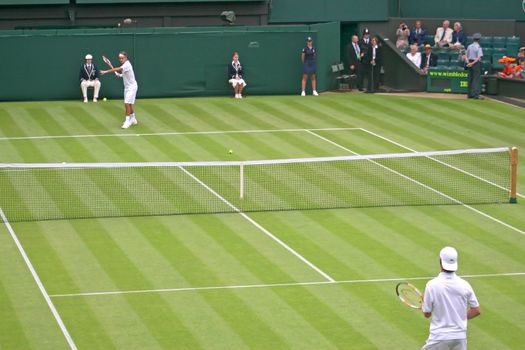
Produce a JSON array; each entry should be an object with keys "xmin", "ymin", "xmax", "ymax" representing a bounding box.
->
[{"xmin": 100, "ymin": 51, "xmax": 138, "ymax": 129}]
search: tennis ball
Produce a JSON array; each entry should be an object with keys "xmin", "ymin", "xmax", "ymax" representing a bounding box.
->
[
  {"xmin": 103, "ymin": 97, "xmax": 107, "ymax": 101},
  {"xmin": 228, "ymin": 149, "xmax": 233, "ymax": 154}
]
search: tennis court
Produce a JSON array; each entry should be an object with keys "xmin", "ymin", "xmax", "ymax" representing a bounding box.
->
[{"xmin": 1, "ymin": 93, "xmax": 525, "ymax": 349}]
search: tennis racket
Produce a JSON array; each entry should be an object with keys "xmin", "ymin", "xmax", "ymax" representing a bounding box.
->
[
  {"xmin": 102, "ymin": 55, "xmax": 119, "ymax": 76},
  {"xmin": 396, "ymin": 282, "xmax": 423, "ymax": 309}
]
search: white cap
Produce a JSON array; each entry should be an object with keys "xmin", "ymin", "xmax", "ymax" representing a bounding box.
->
[
  {"xmin": 440, "ymin": 246, "xmax": 458, "ymax": 272},
  {"xmin": 85, "ymin": 54, "xmax": 93, "ymax": 60}
]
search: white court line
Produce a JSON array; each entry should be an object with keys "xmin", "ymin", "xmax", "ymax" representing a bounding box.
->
[
  {"xmin": 305, "ymin": 130, "xmax": 525, "ymax": 237},
  {"xmin": 177, "ymin": 166, "xmax": 336, "ymax": 283},
  {"xmin": 0, "ymin": 208, "xmax": 78, "ymax": 350},
  {"xmin": 0, "ymin": 127, "xmax": 361, "ymax": 141},
  {"xmin": 49, "ymin": 272, "xmax": 525, "ymax": 298},
  {"xmin": 359, "ymin": 128, "xmax": 524, "ymax": 199}
]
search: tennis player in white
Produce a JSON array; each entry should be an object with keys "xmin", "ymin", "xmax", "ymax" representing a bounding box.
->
[
  {"xmin": 421, "ymin": 247, "xmax": 481, "ymax": 350},
  {"xmin": 101, "ymin": 51, "xmax": 138, "ymax": 129}
]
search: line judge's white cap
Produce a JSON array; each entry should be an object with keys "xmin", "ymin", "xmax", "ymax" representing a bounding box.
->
[
  {"xmin": 85, "ymin": 54, "xmax": 93, "ymax": 60},
  {"xmin": 440, "ymin": 246, "xmax": 458, "ymax": 271}
]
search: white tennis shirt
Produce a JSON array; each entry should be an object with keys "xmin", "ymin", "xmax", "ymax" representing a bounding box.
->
[
  {"xmin": 422, "ymin": 272, "xmax": 479, "ymax": 340},
  {"xmin": 121, "ymin": 60, "xmax": 137, "ymax": 90}
]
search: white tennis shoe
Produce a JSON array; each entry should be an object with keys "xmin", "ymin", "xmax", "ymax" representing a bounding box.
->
[
  {"xmin": 130, "ymin": 115, "xmax": 138, "ymax": 125},
  {"xmin": 313, "ymin": 90, "xmax": 319, "ymax": 96},
  {"xmin": 301, "ymin": 91, "xmax": 306, "ymax": 96},
  {"xmin": 121, "ymin": 116, "xmax": 131, "ymax": 129}
]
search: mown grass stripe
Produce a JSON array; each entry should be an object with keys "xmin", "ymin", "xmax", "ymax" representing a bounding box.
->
[{"xmin": 0, "ymin": 279, "xmax": 33, "ymax": 349}]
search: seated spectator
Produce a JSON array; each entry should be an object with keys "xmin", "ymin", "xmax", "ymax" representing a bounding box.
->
[
  {"xmin": 228, "ymin": 51, "xmax": 246, "ymax": 99},
  {"xmin": 450, "ymin": 22, "xmax": 466, "ymax": 50},
  {"xmin": 409, "ymin": 20, "xmax": 428, "ymax": 46},
  {"xmin": 396, "ymin": 21, "xmax": 410, "ymax": 49},
  {"xmin": 498, "ymin": 56, "xmax": 516, "ymax": 78},
  {"xmin": 514, "ymin": 59, "xmax": 525, "ymax": 79},
  {"xmin": 406, "ymin": 44, "xmax": 421, "ymax": 67},
  {"xmin": 434, "ymin": 20, "xmax": 453, "ymax": 48},
  {"xmin": 518, "ymin": 47, "xmax": 525, "ymax": 61},
  {"xmin": 420, "ymin": 44, "xmax": 438, "ymax": 73},
  {"xmin": 79, "ymin": 54, "xmax": 101, "ymax": 103}
]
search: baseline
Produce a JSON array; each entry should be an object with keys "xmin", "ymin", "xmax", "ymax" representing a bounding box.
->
[
  {"xmin": 49, "ymin": 272, "xmax": 525, "ymax": 298},
  {"xmin": 0, "ymin": 208, "xmax": 78, "ymax": 350},
  {"xmin": 0, "ymin": 127, "xmax": 361, "ymax": 141}
]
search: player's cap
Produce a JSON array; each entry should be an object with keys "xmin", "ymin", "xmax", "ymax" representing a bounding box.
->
[
  {"xmin": 424, "ymin": 44, "xmax": 432, "ymax": 49},
  {"xmin": 519, "ymin": 47, "xmax": 525, "ymax": 51},
  {"xmin": 306, "ymin": 36, "xmax": 313, "ymax": 42},
  {"xmin": 440, "ymin": 246, "xmax": 458, "ymax": 272},
  {"xmin": 473, "ymin": 33, "xmax": 482, "ymax": 40},
  {"xmin": 85, "ymin": 54, "xmax": 93, "ymax": 60},
  {"xmin": 363, "ymin": 28, "xmax": 370, "ymax": 35}
]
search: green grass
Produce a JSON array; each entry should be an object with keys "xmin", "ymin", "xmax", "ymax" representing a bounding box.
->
[{"xmin": 1, "ymin": 93, "xmax": 525, "ymax": 349}]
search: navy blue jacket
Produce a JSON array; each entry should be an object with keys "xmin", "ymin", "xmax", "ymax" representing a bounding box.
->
[
  {"xmin": 452, "ymin": 31, "xmax": 466, "ymax": 47},
  {"xmin": 79, "ymin": 64, "xmax": 99, "ymax": 82},
  {"xmin": 409, "ymin": 27, "xmax": 428, "ymax": 46},
  {"xmin": 228, "ymin": 62, "xmax": 244, "ymax": 79}
]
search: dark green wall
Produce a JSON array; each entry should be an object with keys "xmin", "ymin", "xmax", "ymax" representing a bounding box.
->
[
  {"xmin": 389, "ymin": 0, "xmax": 525, "ymax": 20},
  {"xmin": 269, "ymin": 0, "xmax": 389, "ymax": 23},
  {"xmin": 0, "ymin": 23, "xmax": 340, "ymax": 101}
]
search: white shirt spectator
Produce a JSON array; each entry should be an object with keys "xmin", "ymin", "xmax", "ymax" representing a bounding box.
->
[
  {"xmin": 406, "ymin": 51, "xmax": 422, "ymax": 67},
  {"xmin": 434, "ymin": 22, "xmax": 453, "ymax": 48},
  {"xmin": 422, "ymin": 272, "xmax": 479, "ymax": 341}
]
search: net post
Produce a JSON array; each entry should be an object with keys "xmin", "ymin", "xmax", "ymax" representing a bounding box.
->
[
  {"xmin": 510, "ymin": 147, "xmax": 518, "ymax": 203},
  {"xmin": 240, "ymin": 162, "xmax": 244, "ymax": 199}
]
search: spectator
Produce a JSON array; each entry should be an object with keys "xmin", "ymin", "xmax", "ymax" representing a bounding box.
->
[
  {"xmin": 346, "ymin": 34, "xmax": 362, "ymax": 90},
  {"xmin": 79, "ymin": 54, "xmax": 101, "ymax": 103},
  {"xmin": 406, "ymin": 44, "xmax": 421, "ymax": 68},
  {"xmin": 409, "ymin": 20, "xmax": 428, "ymax": 46},
  {"xmin": 421, "ymin": 247, "xmax": 480, "ymax": 350},
  {"xmin": 497, "ymin": 56, "xmax": 516, "ymax": 78},
  {"xmin": 301, "ymin": 36, "xmax": 318, "ymax": 96},
  {"xmin": 517, "ymin": 47, "xmax": 525, "ymax": 61},
  {"xmin": 451, "ymin": 22, "xmax": 466, "ymax": 50},
  {"xmin": 228, "ymin": 51, "xmax": 246, "ymax": 99},
  {"xmin": 514, "ymin": 59, "xmax": 525, "ymax": 79},
  {"xmin": 420, "ymin": 44, "xmax": 438, "ymax": 73},
  {"xmin": 396, "ymin": 21, "xmax": 410, "ymax": 49},
  {"xmin": 434, "ymin": 20, "xmax": 453, "ymax": 48},
  {"xmin": 364, "ymin": 37, "xmax": 381, "ymax": 93},
  {"xmin": 359, "ymin": 28, "xmax": 372, "ymax": 91},
  {"xmin": 464, "ymin": 32, "xmax": 483, "ymax": 99}
]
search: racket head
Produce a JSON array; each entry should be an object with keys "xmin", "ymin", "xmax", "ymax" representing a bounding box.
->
[
  {"xmin": 396, "ymin": 282, "xmax": 423, "ymax": 309},
  {"xmin": 102, "ymin": 55, "xmax": 114, "ymax": 68}
]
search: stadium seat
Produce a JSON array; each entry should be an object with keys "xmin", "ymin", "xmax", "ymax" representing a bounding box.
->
[
  {"xmin": 437, "ymin": 52, "xmax": 449, "ymax": 61},
  {"xmin": 482, "ymin": 47, "xmax": 493, "ymax": 57},
  {"xmin": 479, "ymin": 36, "xmax": 492, "ymax": 47},
  {"xmin": 466, "ymin": 36, "xmax": 474, "ymax": 46},
  {"xmin": 492, "ymin": 37, "xmax": 506, "ymax": 48},
  {"xmin": 506, "ymin": 36, "xmax": 520, "ymax": 46}
]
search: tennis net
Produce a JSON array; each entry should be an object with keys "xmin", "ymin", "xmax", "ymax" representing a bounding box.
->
[{"xmin": 0, "ymin": 147, "xmax": 517, "ymax": 222}]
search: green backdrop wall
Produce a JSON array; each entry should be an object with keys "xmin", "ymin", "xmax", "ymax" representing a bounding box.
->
[{"xmin": 0, "ymin": 23, "xmax": 340, "ymax": 101}]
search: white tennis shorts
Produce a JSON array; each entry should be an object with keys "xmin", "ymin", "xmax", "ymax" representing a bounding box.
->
[
  {"xmin": 229, "ymin": 78, "xmax": 247, "ymax": 87},
  {"xmin": 124, "ymin": 86, "xmax": 138, "ymax": 104},
  {"xmin": 421, "ymin": 339, "xmax": 466, "ymax": 350}
]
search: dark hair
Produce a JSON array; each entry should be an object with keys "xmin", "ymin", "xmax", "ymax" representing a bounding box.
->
[{"xmin": 232, "ymin": 51, "xmax": 239, "ymax": 58}]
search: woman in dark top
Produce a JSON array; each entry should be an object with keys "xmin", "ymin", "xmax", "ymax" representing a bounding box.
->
[
  {"xmin": 228, "ymin": 51, "xmax": 246, "ymax": 98},
  {"xmin": 301, "ymin": 37, "xmax": 318, "ymax": 96}
]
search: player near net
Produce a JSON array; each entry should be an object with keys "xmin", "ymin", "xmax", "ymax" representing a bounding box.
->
[
  {"xmin": 100, "ymin": 51, "xmax": 139, "ymax": 129},
  {"xmin": 421, "ymin": 247, "xmax": 481, "ymax": 350}
]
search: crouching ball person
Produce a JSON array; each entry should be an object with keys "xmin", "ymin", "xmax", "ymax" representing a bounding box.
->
[
  {"xmin": 422, "ymin": 247, "xmax": 481, "ymax": 350},
  {"xmin": 228, "ymin": 52, "xmax": 246, "ymax": 98},
  {"xmin": 100, "ymin": 51, "xmax": 139, "ymax": 129}
]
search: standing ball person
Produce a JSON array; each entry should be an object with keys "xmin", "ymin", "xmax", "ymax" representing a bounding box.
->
[
  {"xmin": 421, "ymin": 247, "xmax": 480, "ymax": 350},
  {"xmin": 301, "ymin": 37, "xmax": 318, "ymax": 96},
  {"xmin": 100, "ymin": 51, "xmax": 139, "ymax": 129}
]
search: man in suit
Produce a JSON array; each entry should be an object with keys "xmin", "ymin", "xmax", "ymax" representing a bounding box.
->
[
  {"xmin": 420, "ymin": 44, "xmax": 438, "ymax": 73},
  {"xmin": 346, "ymin": 35, "xmax": 362, "ymax": 91},
  {"xmin": 409, "ymin": 20, "xmax": 428, "ymax": 46},
  {"xmin": 434, "ymin": 20, "xmax": 453, "ymax": 48},
  {"xmin": 358, "ymin": 28, "xmax": 372, "ymax": 91},
  {"xmin": 79, "ymin": 54, "xmax": 101, "ymax": 103}
]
